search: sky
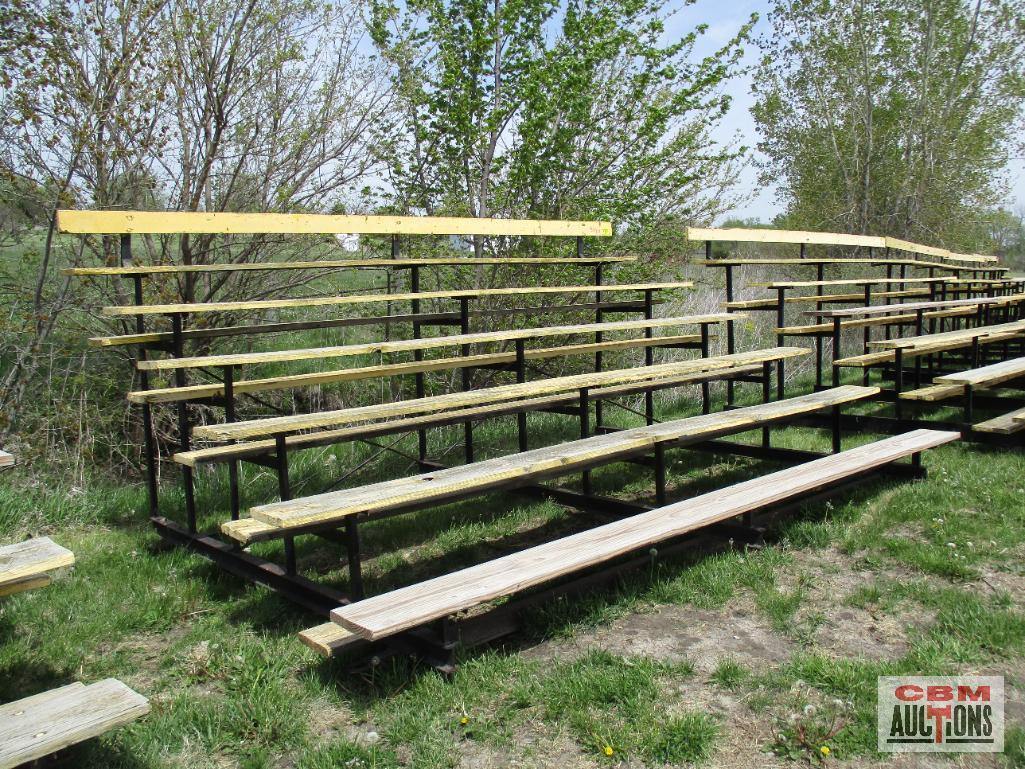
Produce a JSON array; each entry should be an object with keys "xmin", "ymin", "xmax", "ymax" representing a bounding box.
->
[{"xmin": 666, "ymin": 0, "xmax": 1025, "ymax": 225}]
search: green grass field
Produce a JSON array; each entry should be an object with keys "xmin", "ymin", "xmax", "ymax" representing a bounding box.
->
[{"xmin": 3, "ymin": 382, "xmax": 1025, "ymax": 768}]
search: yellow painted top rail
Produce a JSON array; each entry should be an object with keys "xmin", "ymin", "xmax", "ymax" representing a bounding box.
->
[
  {"xmin": 57, "ymin": 210, "xmax": 612, "ymax": 238},
  {"xmin": 686, "ymin": 226, "xmax": 885, "ymax": 249},
  {"xmin": 687, "ymin": 226, "xmax": 1001, "ymax": 264}
]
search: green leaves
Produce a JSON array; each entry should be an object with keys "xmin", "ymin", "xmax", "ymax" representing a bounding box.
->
[{"xmin": 753, "ymin": 0, "xmax": 1025, "ymax": 250}]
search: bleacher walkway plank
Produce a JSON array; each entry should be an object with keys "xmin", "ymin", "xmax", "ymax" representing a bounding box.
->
[
  {"xmin": 974, "ymin": 408, "xmax": 1025, "ymax": 435},
  {"xmin": 101, "ymin": 282, "xmax": 693, "ymax": 318},
  {"xmin": 0, "ymin": 679, "xmax": 149, "ymax": 769},
  {"xmin": 329, "ymin": 429, "xmax": 960, "ymax": 641},
  {"xmin": 195, "ymin": 348, "xmax": 806, "ymax": 442},
  {"xmin": 0, "ymin": 537, "xmax": 74, "ymax": 596},
  {"xmin": 225, "ymin": 385, "xmax": 874, "ymax": 542}
]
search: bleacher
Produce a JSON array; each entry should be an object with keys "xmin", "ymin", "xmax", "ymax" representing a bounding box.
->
[{"xmin": 59, "ymin": 212, "xmax": 993, "ymax": 668}]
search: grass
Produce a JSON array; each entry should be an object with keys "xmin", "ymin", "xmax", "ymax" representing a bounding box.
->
[{"xmin": 3, "ymin": 363, "xmax": 1025, "ymax": 766}]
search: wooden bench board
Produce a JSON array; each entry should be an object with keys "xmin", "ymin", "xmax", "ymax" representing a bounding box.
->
[
  {"xmin": 935, "ymin": 357, "xmax": 1025, "ymax": 388},
  {"xmin": 65, "ymin": 255, "xmax": 636, "ymax": 276},
  {"xmin": 898, "ymin": 384, "xmax": 965, "ymax": 402},
  {"xmin": 0, "ymin": 678, "xmax": 149, "ymax": 769},
  {"xmin": 973, "ymin": 407, "xmax": 1025, "ymax": 434},
  {"xmin": 194, "ymin": 347, "xmax": 809, "ymax": 442},
  {"xmin": 57, "ymin": 210, "xmax": 613, "ymax": 237},
  {"xmin": 869, "ymin": 320, "xmax": 1025, "ymax": 350},
  {"xmin": 130, "ymin": 333, "xmax": 705, "ymax": 404},
  {"xmin": 175, "ymin": 366, "xmax": 762, "ymax": 468},
  {"xmin": 702, "ymin": 258, "xmax": 1006, "ymax": 273},
  {"xmin": 102, "ymin": 282, "xmax": 693, "ymax": 317},
  {"xmin": 226, "ymin": 385, "xmax": 876, "ymax": 540},
  {"xmin": 327, "ymin": 428, "xmax": 958, "ymax": 641},
  {"xmin": 752, "ymin": 277, "xmax": 949, "ymax": 289},
  {"xmin": 778, "ymin": 307, "xmax": 977, "ymax": 336},
  {"xmin": 807, "ymin": 294, "xmax": 1025, "ymax": 318},
  {"xmin": 835, "ymin": 330, "xmax": 1024, "ymax": 367},
  {"xmin": 135, "ymin": 314, "xmax": 727, "ymax": 372},
  {"xmin": 0, "ymin": 537, "xmax": 75, "ymax": 590}
]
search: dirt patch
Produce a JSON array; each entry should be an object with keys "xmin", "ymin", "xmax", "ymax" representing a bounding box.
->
[{"xmin": 523, "ymin": 598, "xmax": 793, "ymax": 675}]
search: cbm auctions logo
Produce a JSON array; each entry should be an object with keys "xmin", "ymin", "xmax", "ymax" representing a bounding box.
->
[{"xmin": 878, "ymin": 676, "xmax": 1003, "ymax": 752}]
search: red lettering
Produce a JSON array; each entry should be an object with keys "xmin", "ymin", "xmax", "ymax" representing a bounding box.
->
[
  {"xmin": 958, "ymin": 685, "xmax": 990, "ymax": 702},
  {"xmin": 896, "ymin": 685, "xmax": 923, "ymax": 701},
  {"xmin": 928, "ymin": 686, "xmax": 954, "ymax": 702}
]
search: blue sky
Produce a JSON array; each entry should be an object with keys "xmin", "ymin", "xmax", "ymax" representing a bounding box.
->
[{"xmin": 666, "ymin": 0, "xmax": 1025, "ymax": 224}]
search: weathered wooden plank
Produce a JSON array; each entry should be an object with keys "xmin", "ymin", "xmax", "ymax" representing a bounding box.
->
[
  {"xmin": 973, "ymin": 407, "xmax": 1025, "ymax": 434},
  {"xmin": 686, "ymin": 226, "xmax": 886, "ymax": 248},
  {"xmin": 329, "ymin": 429, "xmax": 958, "ymax": 641},
  {"xmin": 65, "ymin": 255, "xmax": 636, "ymax": 276},
  {"xmin": 102, "ymin": 282, "xmax": 692, "ymax": 317},
  {"xmin": 135, "ymin": 314, "xmax": 722, "ymax": 372},
  {"xmin": 57, "ymin": 210, "xmax": 612, "ymax": 237},
  {"xmin": 129, "ymin": 333, "xmax": 704, "ymax": 404},
  {"xmin": 752, "ymin": 276, "xmax": 948, "ymax": 289},
  {"xmin": 885, "ymin": 237, "xmax": 999, "ymax": 263},
  {"xmin": 194, "ymin": 348, "xmax": 807, "ymax": 442},
  {"xmin": 935, "ymin": 357, "xmax": 1025, "ymax": 387},
  {"xmin": 238, "ymin": 385, "xmax": 874, "ymax": 535},
  {"xmin": 298, "ymin": 623, "xmax": 361, "ymax": 656},
  {"xmin": 869, "ymin": 320, "xmax": 1025, "ymax": 350},
  {"xmin": 898, "ymin": 384, "xmax": 964, "ymax": 402},
  {"xmin": 0, "ymin": 575, "xmax": 52, "ymax": 598},
  {"xmin": 0, "ymin": 678, "xmax": 149, "ymax": 769},
  {"xmin": 807, "ymin": 294, "xmax": 1025, "ymax": 318},
  {"xmin": 0, "ymin": 451, "xmax": 12, "ymax": 468},
  {"xmin": 177, "ymin": 366, "xmax": 762, "ymax": 469},
  {"xmin": 702, "ymin": 257, "xmax": 1007, "ymax": 273},
  {"xmin": 778, "ymin": 307, "xmax": 977, "ymax": 336},
  {"xmin": 0, "ymin": 537, "xmax": 75, "ymax": 590}
]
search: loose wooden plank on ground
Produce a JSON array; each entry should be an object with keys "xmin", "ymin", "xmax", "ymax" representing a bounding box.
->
[
  {"xmin": 328, "ymin": 429, "xmax": 959, "ymax": 641},
  {"xmin": 0, "ymin": 678, "xmax": 149, "ymax": 769},
  {"xmin": 57, "ymin": 210, "xmax": 612, "ymax": 237},
  {"xmin": 0, "ymin": 451, "xmax": 12, "ymax": 468},
  {"xmin": 0, "ymin": 537, "xmax": 75, "ymax": 591}
]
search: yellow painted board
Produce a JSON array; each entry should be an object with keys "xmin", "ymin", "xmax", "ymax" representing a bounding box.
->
[
  {"xmin": 686, "ymin": 227, "xmax": 886, "ymax": 248},
  {"xmin": 65, "ymin": 255, "xmax": 636, "ymax": 276},
  {"xmin": 102, "ymin": 282, "xmax": 692, "ymax": 317},
  {"xmin": 57, "ymin": 210, "xmax": 612, "ymax": 237},
  {"xmin": 134, "ymin": 314, "xmax": 726, "ymax": 372}
]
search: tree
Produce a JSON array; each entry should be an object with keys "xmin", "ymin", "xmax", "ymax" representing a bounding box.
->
[
  {"xmin": 369, "ymin": 0, "xmax": 755, "ymax": 257},
  {"xmin": 752, "ymin": 0, "xmax": 1025, "ymax": 249},
  {"xmin": 0, "ymin": 0, "xmax": 391, "ymax": 437}
]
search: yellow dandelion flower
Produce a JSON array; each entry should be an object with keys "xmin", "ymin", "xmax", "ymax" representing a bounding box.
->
[
  {"xmin": 603, "ymin": 745, "xmax": 614, "ymax": 757},
  {"xmin": 820, "ymin": 745, "xmax": 831, "ymax": 756},
  {"xmin": 460, "ymin": 716, "xmax": 469, "ymax": 725}
]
